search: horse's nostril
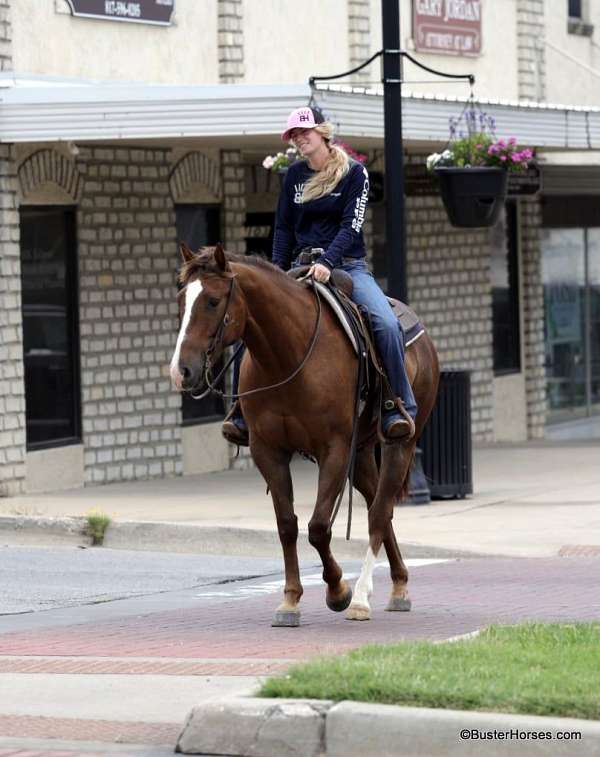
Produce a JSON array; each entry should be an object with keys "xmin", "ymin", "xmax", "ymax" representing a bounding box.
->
[{"xmin": 180, "ymin": 365, "xmax": 191, "ymax": 381}]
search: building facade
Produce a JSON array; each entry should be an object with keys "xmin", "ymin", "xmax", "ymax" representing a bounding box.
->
[{"xmin": 1, "ymin": 0, "xmax": 599, "ymax": 495}]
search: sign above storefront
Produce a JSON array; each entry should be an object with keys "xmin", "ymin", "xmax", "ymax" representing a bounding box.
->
[
  {"xmin": 66, "ymin": 0, "xmax": 175, "ymax": 25},
  {"xmin": 413, "ymin": 0, "xmax": 482, "ymax": 57}
]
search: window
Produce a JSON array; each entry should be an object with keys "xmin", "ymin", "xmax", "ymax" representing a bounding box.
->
[
  {"xmin": 20, "ymin": 207, "xmax": 81, "ymax": 449},
  {"xmin": 541, "ymin": 196, "xmax": 600, "ymax": 422},
  {"xmin": 175, "ymin": 204, "xmax": 225, "ymax": 424},
  {"xmin": 492, "ymin": 201, "xmax": 521, "ymax": 374},
  {"xmin": 569, "ymin": 0, "xmax": 582, "ymax": 19}
]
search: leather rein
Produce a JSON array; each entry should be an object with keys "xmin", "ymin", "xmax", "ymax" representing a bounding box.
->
[{"xmin": 192, "ymin": 274, "xmax": 323, "ymax": 401}]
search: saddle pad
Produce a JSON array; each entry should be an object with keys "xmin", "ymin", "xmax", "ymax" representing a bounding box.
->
[
  {"xmin": 314, "ymin": 282, "xmax": 360, "ymax": 354},
  {"xmin": 388, "ymin": 298, "xmax": 426, "ymax": 347},
  {"xmin": 314, "ymin": 283, "xmax": 426, "ymax": 353}
]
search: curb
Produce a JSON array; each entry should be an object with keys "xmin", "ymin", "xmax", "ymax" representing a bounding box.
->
[
  {"xmin": 176, "ymin": 697, "xmax": 600, "ymax": 757},
  {"xmin": 0, "ymin": 515, "xmax": 485, "ymax": 559}
]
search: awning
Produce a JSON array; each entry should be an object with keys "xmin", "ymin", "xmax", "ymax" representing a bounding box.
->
[{"xmin": 1, "ymin": 74, "xmax": 600, "ymax": 150}]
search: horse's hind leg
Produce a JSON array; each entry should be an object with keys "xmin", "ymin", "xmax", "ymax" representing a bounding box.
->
[
  {"xmin": 350, "ymin": 445, "xmax": 411, "ymax": 616},
  {"xmin": 308, "ymin": 442, "xmax": 353, "ymax": 613},
  {"xmin": 250, "ymin": 438, "xmax": 302, "ymax": 627}
]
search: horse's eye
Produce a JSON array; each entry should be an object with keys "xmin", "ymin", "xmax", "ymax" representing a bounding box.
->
[{"xmin": 207, "ymin": 297, "xmax": 220, "ymax": 309}]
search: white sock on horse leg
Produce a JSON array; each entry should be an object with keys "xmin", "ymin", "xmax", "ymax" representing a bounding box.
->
[{"xmin": 353, "ymin": 546, "xmax": 376, "ymax": 608}]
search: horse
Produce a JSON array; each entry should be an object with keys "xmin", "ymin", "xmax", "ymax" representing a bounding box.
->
[{"xmin": 170, "ymin": 243, "xmax": 440, "ymax": 626}]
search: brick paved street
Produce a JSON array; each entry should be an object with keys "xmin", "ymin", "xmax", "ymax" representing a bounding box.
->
[{"xmin": 0, "ymin": 556, "xmax": 598, "ymax": 755}]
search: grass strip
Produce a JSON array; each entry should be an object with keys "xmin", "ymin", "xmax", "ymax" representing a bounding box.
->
[{"xmin": 259, "ymin": 623, "xmax": 600, "ymax": 720}]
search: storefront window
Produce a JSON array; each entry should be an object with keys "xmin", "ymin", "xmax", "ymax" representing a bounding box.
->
[
  {"xmin": 175, "ymin": 204, "xmax": 225, "ymax": 424},
  {"xmin": 541, "ymin": 228, "xmax": 588, "ymax": 421},
  {"xmin": 20, "ymin": 207, "xmax": 81, "ymax": 449},
  {"xmin": 589, "ymin": 230, "xmax": 600, "ymax": 410},
  {"xmin": 491, "ymin": 201, "xmax": 521, "ymax": 374}
]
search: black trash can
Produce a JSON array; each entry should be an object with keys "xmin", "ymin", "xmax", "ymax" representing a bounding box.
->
[{"xmin": 420, "ymin": 370, "xmax": 473, "ymax": 499}]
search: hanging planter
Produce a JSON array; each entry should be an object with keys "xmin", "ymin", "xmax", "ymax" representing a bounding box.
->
[
  {"xmin": 427, "ymin": 110, "xmax": 534, "ymax": 229},
  {"xmin": 434, "ymin": 166, "xmax": 508, "ymax": 228}
]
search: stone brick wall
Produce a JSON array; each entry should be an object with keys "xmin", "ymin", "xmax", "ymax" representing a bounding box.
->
[
  {"xmin": 406, "ymin": 195, "xmax": 495, "ymax": 443},
  {"xmin": 348, "ymin": 0, "xmax": 371, "ymax": 83},
  {"xmin": 520, "ymin": 196, "xmax": 546, "ymax": 438},
  {"xmin": 220, "ymin": 149, "xmax": 252, "ymax": 469},
  {"xmin": 0, "ymin": 145, "xmax": 26, "ymax": 496},
  {"xmin": 76, "ymin": 146, "xmax": 182, "ymax": 484},
  {"xmin": 0, "ymin": 0, "xmax": 12, "ymax": 72},
  {"xmin": 517, "ymin": 0, "xmax": 546, "ymax": 101},
  {"xmin": 218, "ymin": 0, "xmax": 244, "ymax": 83}
]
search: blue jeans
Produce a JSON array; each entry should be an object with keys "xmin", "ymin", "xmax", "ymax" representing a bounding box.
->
[
  {"xmin": 231, "ymin": 259, "xmax": 417, "ymax": 420},
  {"xmin": 339, "ymin": 258, "xmax": 417, "ymax": 420}
]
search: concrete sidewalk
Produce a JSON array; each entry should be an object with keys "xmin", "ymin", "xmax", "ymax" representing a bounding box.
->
[{"xmin": 1, "ymin": 440, "xmax": 599, "ymax": 558}]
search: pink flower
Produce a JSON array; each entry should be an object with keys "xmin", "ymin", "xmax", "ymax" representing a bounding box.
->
[
  {"xmin": 475, "ymin": 144, "xmax": 483, "ymax": 150},
  {"xmin": 500, "ymin": 155, "xmax": 507, "ymax": 161},
  {"xmin": 508, "ymin": 137, "xmax": 517, "ymax": 145},
  {"xmin": 510, "ymin": 153, "xmax": 521, "ymax": 162}
]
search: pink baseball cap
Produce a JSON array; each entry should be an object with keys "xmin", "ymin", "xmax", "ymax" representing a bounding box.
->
[{"xmin": 281, "ymin": 107, "xmax": 321, "ymax": 141}]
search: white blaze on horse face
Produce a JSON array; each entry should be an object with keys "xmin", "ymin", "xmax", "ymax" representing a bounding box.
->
[
  {"xmin": 353, "ymin": 547, "xmax": 376, "ymax": 610},
  {"xmin": 170, "ymin": 279, "xmax": 203, "ymax": 389}
]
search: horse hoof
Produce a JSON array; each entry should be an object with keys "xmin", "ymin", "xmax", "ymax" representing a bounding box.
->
[
  {"xmin": 326, "ymin": 586, "xmax": 353, "ymax": 613},
  {"xmin": 386, "ymin": 596, "xmax": 412, "ymax": 612},
  {"xmin": 345, "ymin": 603, "xmax": 371, "ymax": 621},
  {"xmin": 272, "ymin": 610, "xmax": 300, "ymax": 627}
]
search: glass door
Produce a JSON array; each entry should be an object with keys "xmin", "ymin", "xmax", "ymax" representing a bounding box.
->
[
  {"xmin": 541, "ymin": 229, "xmax": 587, "ymax": 422},
  {"xmin": 589, "ymin": 229, "xmax": 600, "ymax": 412}
]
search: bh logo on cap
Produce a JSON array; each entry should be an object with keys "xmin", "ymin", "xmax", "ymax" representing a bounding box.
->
[{"xmin": 282, "ymin": 107, "xmax": 319, "ymax": 141}]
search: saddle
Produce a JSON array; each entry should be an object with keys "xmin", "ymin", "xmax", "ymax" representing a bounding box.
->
[{"xmin": 288, "ymin": 265, "xmax": 426, "ymax": 356}]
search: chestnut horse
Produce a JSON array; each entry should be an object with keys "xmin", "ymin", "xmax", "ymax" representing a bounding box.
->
[{"xmin": 170, "ymin": 244, "xmax": 439, "ymax": 625}]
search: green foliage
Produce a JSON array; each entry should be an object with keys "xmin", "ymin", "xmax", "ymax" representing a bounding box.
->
[
  {"xmin": 259, "ymin": 623, "xmax": 600, "ymax": 720},
  {"xmin": 86, "ymin": 509, "xmax": 111, "ymax": 546}
]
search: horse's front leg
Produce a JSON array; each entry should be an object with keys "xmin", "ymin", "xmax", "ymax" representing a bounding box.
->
[
  {"xmin": 347, "ymin": 441, "xmax": 411, "ymax": 621},
  {"xmin": 250, "ymin": 437, "xmax": 303, "ymax": 627},
  {"xmin": 309, "ymin": 442, "xmax": 353, "ymax": 613}
]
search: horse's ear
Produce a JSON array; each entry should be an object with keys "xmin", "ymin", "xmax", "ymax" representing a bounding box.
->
[
  {"xmin": 180, "ymin": 242, "xmax": 195, "ymax": 263},
  {"xmin": 214, "ymin": 243, "xmax": 229, "ymax": 272}
]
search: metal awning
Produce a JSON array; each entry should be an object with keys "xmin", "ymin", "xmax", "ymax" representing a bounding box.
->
[{"xmin": 1, "ymin": 74, "xmax": 600, "ymax": 149}]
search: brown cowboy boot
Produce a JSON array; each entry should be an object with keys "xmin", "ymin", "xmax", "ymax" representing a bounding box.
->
[
  {"xmin": 381, "ymin": 399, "xmax": 416, "ymax": 441},
  {"xmin": 222, "ymin": 401, "xmax": 249, "ymax": 446}
]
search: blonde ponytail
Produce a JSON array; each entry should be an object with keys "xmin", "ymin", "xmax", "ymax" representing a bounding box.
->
[{"xmin": 301, "ymin": 122, "xmax": 350, "ymax": 202}]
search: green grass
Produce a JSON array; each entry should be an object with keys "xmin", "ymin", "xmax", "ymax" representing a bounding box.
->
[
  {"xmin": 259, "ymin": 623, "xmax": 600, "ymax": 720},
  {"xmin": 85, "ymin": 509, "xmax": 111, "ymax": 546}
]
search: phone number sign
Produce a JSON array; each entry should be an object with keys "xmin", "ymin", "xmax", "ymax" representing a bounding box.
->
[
  {"xmin": 413, "ymin": 0, "xmax": 482, "ymax": 56},
  {"xmin": 66, "ymin": 0, "xmax": 175, "ymax": 25}
]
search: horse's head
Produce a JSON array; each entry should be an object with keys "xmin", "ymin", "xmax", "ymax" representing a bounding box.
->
[{"xmin": 170, "ymin": 243, "xmax": 244, "ymax": 394}]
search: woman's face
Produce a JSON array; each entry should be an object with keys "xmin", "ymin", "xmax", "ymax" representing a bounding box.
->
[{"xmin": 289, "ymin": 127, "xmax": 324, "ymax": 157}]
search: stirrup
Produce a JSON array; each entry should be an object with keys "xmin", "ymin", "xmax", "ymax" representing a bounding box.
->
[
  {"xmin": 222, "ymin": 402, "xmax": 249, "ymax": 447},
  {"xmin": 381, "ymin": 399, "xmax": 415, "ymax": 442}
]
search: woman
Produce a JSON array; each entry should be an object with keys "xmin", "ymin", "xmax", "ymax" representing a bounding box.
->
[{"xmin": 223, "ymin": 106, "xmax": 417, "ymax": 444}]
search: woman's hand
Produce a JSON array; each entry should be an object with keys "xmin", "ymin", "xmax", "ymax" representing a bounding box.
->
[{"xmin": 308, "ymin": 263, "xmax": 331, "ymax": 283}]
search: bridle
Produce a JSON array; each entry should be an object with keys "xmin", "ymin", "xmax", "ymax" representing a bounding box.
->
[{"xmin": 191, "ymin": 274, "xmax": 323, "ymax": 401}]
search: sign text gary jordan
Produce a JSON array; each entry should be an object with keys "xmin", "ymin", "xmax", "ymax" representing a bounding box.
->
[{"xmin": 416, "ymin": 0, "xmax": 481, "ymax": 23}]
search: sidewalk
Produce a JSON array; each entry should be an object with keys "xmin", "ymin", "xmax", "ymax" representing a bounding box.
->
[{"xmin": 2, "ymin": 440, "xmax": 599, "ymax": 558}]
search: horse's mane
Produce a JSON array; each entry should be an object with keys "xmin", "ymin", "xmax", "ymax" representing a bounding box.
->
[{"xmin": 179, "ymin": 246, "xmax": 293, "ymax": 287}]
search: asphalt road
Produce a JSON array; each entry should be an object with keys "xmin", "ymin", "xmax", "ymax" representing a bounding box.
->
[{"xmin": 0, "ymin": 544, "xmax": 318, "ymax": 616}]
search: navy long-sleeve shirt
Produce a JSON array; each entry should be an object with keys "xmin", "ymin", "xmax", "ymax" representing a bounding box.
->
[{"xmin": 272, "ymin": 159, "xmax": 369, "ymax": 271}]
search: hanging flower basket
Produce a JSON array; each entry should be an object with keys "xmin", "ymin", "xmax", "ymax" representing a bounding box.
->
[
  {"xmin": 434, "ymin": 166, "xmax": 508, "ymax": 228},
  {"xmin": 426, "ymin": 109, "xmax": 534, "ymax": 228}
]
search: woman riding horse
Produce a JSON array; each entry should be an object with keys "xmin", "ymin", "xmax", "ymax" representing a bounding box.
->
[{"xmin": 223, "ymin": 106, "xmax": 417, "ymax": 446}]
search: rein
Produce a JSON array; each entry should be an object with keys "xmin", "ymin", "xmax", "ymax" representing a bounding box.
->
[{"xmin": 195, "ymin": 275, "xmax": 323, "ymax": 401}]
